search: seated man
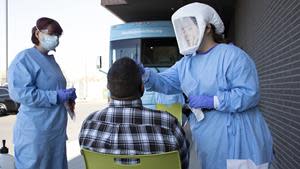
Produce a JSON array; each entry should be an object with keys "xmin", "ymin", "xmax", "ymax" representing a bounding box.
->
[{"xmin": 79, "ymin": 57, "xmax": 189, "ymax": 169}]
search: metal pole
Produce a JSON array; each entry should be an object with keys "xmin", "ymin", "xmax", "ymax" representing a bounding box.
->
[{"xmin": 5, "ymin": 0, "xmax": 8, "ymax": 83}]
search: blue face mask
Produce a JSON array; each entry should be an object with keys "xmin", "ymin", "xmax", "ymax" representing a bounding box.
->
[
  {"xmin": 36, "ymin": 26, "xmax": 59, "ymax": 51},
  {"xmin": 40, "ymin": 33, "xmax": 59, "ymax": 51}
]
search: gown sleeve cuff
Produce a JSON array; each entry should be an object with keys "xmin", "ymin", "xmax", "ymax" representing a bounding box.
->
[
  {"xmin": 214, "ymin": 96, "xmax": 220, "ymax": 109},
  {"xmin": 142, "ymin": 68, "xmax": 151, "ymax": 83},
  {"xmin": 48, "ymin": 90, "xmax": 59, "ymax": 105}
]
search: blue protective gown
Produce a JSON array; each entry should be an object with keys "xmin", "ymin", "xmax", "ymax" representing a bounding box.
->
[
  {"xmin": 143, "ymin": 44, "xmax": 273, "ymax": 169},
  {"xmin": 8, "ymin": 47, "xmax": 68, "ymax": 169}
]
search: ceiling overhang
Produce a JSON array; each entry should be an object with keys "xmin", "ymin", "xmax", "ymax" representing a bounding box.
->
[{"xmin": 101, "ymin": 0, "xmax": 235, "ymax": 34}]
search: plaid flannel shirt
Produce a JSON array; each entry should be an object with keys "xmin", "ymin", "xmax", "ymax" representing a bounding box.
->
[{"xmin": 79, "ymin": 99, "xmax": 189, "ymax": 169}]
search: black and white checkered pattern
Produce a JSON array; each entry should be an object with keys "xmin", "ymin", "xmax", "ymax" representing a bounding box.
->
[{"xmin": 79, "ymin": 99, "xmax": 189, "ymax": 169}]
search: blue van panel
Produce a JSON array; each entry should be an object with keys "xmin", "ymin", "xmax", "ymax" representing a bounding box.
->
[{"xmin": 110, "ymin": 21, "xmax": 175, "ymax": 41}]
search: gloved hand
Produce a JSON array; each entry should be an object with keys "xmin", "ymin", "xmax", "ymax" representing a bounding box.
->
[
  {"xmin": 137, "ymin": 63, "xmax": 145, "ymax": 75},
  {"xmin": 188, "ymin": 95, "xmax": 214, "ymax": 109},
  {"xmin": 57, "ymin": 88, "xmax": 77, "ymax": 103},
  {"xmin": 68, "ymin": 88, "xmax": 77, "ymax": 100}
]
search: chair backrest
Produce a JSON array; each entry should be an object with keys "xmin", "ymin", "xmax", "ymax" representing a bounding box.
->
[
  {"xmin": 156, "ymin": 103, "xmax": 182, "ymax": 125},
  {"xmin": 81, "ymin": 149, "xmax": 181, "ymax": 169}
]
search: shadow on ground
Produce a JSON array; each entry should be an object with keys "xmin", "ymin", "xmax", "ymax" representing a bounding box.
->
[{"xmin": 68, "ymin": 155, "xmax": 85, "ymax": 169}]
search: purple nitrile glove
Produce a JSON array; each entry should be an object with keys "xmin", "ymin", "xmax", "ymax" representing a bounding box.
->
[
  {"xmin": 188, "ymin": 95, "xmax": 214, "ymax": 109},
  {"xmin": 57, "ymin": 88, "xmax": 77, "ymax": 103},
  {"xmin": 67, "ymin": 88, "xmax": 77, "ymax": 101}
]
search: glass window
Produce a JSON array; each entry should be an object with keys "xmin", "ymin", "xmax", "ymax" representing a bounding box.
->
[
  {"xmin": 109, "ymin": 39, "xmax": 140, "ymax": 66},
  {"xmin": 141, "ymin": 38, "xmax": 182, "ymax": 67}
]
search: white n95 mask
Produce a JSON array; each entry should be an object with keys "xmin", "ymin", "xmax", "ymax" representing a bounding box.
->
[
  {"xmin": 40, "ymin": 33, "xmax": 58, "ymax": 51},
  {"xmin": 172, "ymin": 2, "xmax": 224, "ymax": 55}
]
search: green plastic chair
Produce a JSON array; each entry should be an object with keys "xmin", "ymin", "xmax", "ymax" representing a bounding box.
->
[
  {"xmin": 156, "ymin": 103, "xmax": 182, "ymax": 125},
  {"xmin": 81, "ymin": 149, "xmax": 181, "ymax": 169}
]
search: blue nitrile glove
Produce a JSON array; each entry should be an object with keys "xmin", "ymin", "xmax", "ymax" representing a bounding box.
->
[
  {"xmin": 137, "ymin": 63, "xmax": 145, "ymax": 75},
  {"xmin": 57, "ymin": 88, "xmax": 77, "ymax": 103},
  {"xmin": 188, "ymin": 95, "xmax": 214, "ymax": 109},
  {"xmin": 68, "ymin": 88, "xmax": 77, "ymax": 100}
]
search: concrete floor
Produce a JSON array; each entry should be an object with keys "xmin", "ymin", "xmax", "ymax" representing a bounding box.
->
[{"xmin": 67, "ymin": 140, "xmax": 85, "ymax": 169}]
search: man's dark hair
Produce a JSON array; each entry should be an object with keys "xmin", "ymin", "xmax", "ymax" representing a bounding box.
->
[{"xmin": 107, "ymin": 57, "xmax": 142, "ymax": 99}]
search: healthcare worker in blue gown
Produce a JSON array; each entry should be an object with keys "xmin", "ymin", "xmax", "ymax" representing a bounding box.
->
[
  {"xmin": 8, "ymin": 17, "xmax": 77, "ymax": 169},
  {"xmin": 140, "ymin": 3, "xmax": 274, "ymax": 169}
]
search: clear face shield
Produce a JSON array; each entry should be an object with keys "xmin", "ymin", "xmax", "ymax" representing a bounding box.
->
[{"xmin": 173, "ymin": 16, "xmax": 202, "ymax": 55}]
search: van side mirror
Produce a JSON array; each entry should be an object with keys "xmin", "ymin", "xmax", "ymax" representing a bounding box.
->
[
  {"xmin": 96, "ymin": 56, "xmax": 107, "ymax": 74},
  {"xmin": 97, "ymin": 56, "xmax": 102, "ymax": 69}
]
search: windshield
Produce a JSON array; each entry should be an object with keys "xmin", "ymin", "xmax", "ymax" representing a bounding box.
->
[
  {"xmin": 141, "ymin": 38, "xmax": 181, "ymax": 67},
  {"xmin": 109, "ymin": 39, "xmax": 140, "ymax": 66},
  {"xmin": 109, "ymin": 38, "xmax": 181, "ymax": 67}
]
